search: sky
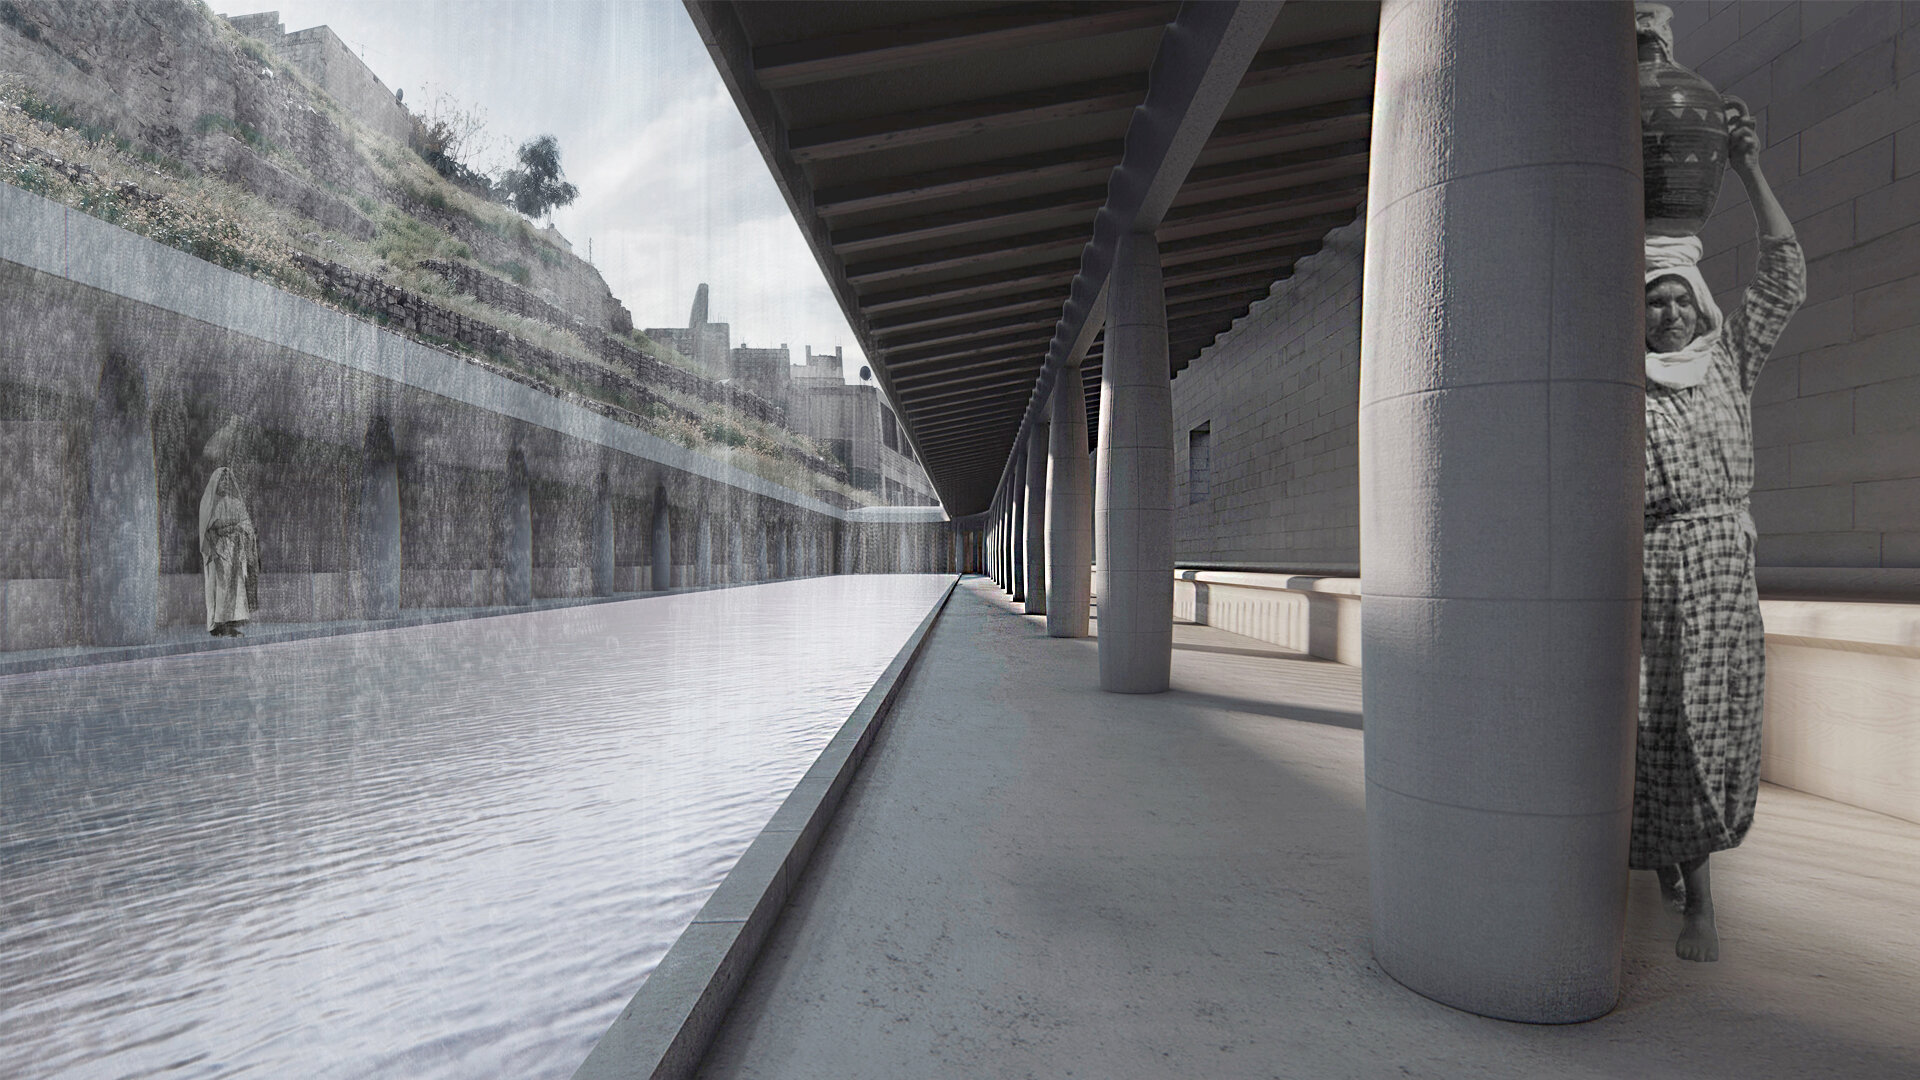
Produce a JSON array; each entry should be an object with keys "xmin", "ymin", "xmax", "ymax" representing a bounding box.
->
[{"xmin": 264, "ymin": 0, "xmax": 868, "ymax": 376}]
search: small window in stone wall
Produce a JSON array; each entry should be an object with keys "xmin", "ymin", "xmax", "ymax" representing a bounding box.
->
[
  {"xmin": 1189, "ymin": 423, "xmax": 1211, "ymax": 504},
  {"xmin": 881, "ymin": 407, "xmax": 899, "ymax": 452}
]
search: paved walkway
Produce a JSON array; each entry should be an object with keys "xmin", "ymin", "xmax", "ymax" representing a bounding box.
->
[{"xmin": 695, "ymin": 577, "xmax": 1920, "ymax": 1079}]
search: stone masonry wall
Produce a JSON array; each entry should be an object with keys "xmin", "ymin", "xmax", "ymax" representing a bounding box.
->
[
  {"xmin": 292, "ymin": 255, "xmax": 819, "ymax": 451},
  {"xmin": 1172, "ymin": 3, "xmax": 1920, "ymax": 587},
  {"xmin": 1673, "ymin": 1, "xmax": 1920, "ymax": 574},
  {"xmin": 1170, "ymin": 217, "xmax": 1363, "ymax": 573}
]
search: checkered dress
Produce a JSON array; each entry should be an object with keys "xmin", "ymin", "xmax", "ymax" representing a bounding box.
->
[{"xmin": 1631, "ymin": 236, "xmax": 1805, "ymax": 870}]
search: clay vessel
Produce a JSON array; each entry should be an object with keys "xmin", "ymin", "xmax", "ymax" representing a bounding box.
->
[{"xmin": 1638, "ymin": 8, "xmax": 1729, "ymax": 236}]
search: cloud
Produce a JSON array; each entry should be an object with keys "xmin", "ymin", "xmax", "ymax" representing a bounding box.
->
[{"xmin": 274, "ymin": 1, "xmax": 868, "ymax": 372}]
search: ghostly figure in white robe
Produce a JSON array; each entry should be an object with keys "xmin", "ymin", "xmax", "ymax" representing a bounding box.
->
[{"xmin": 199, "ymin": 467, "xmax": 259, "ymax": 636}]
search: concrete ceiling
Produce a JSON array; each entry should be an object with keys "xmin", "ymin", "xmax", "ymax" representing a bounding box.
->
[{"xmin": 686, "ymin": 1, "xmax": 1379, "ymax": 516}]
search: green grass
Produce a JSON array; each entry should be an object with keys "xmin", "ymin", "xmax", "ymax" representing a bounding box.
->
[{"xmin": 194, "ymin": 112, "xmax": 275, "ymax": 154}]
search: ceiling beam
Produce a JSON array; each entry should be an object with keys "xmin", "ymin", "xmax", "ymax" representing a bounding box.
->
[
  {"xmin": 1156, "ymin": 176, "xmax": 1368, "ymax": 243},
  {"xmin": 1175, "ymin": 138, "xmax": 1370, "ymax": 203},
  {"xmin": 861, "ymin": 261, "xmax": 1081, "ymax": 315},
  {"xmin": 1160, "ymin": 242, "xmax": 1323, "ymax": 288},
  {"xmin": 1236, "ymin": 34, "xmax": 1375, "ymax": 92},
  {"xmin": 845, "ymin": 225, "xmax": 1091, "ymax": 287},
  {"xmin": 830, "ymin": 186, "xmax": 1106, "ymax": 257},
  {"xmin": 868, "ymin": 290, "xmax": 1063, "ymax": 337},
  {"xmin": 892, "ymin": 353, "xmax": 1039, "ymax": 386},
  {"xmin": 1160, "ymin": 211, "xmax": 1356, "ymax": 264},
  {"xmin": 1202, "ymin": 95, "xmax": 1372, "ymax": 155},
  {"xmin": 752, "ymin": 3, "xmax": 1176, "ymax": 90},
  {"xmin": 815, "ymin": 141, "xmax": 1122, "ymax": 219},
  {"xmin": 886, "ymin": 333, "xmax": 1050, "ymax": 370},
  {"xmin": 788, "ymin": 72, "xmax": 1148, "ymax": 163},
  {"xmin": 872, "ymin": 309, "xmax": 1061, "ymax": 352}
]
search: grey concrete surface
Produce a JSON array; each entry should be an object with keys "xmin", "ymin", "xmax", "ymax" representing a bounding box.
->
[
  {"xmin": 83, "ymin": 351, "xmax": 158, "ymax": 645},
  {"xmin": 1357, "ymin": 0, "xmax": 1646, "ymax": 1022},
  {"xmin": 1047, "ymin": 361, "xmax": 1092, "ymax": 638},
  {"xmin": 572, "ymin": 577, "xmax": 959, "ymax": 1080},
  {"xmin": 690, "ymin": 577, "xmax": 1920, "ymax": 1079},
  {"xmin": 1096, "ymin": 231, "xmax": 1175, "ymax": 693},
  {"xmin": 1023, "ymin": 423, "xmax": 1049, "ymax": 616}
]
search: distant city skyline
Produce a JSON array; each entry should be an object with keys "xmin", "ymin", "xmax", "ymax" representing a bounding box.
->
[{"xmin": 261, "ymin": 0, "xmax": 868, "ymax": 380}]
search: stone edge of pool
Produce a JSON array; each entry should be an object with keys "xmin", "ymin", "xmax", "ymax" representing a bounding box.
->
[
  {"xmin": 0, "ymin": 582, "xmax": 767, "ymax": 678},
  {"xmin": 568, "ymin": 574, "xmax": 963, "ymax": 1080}
]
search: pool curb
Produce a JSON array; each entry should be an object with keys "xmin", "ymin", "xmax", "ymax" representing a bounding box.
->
[{"xmin": 570, "ymin": 574, "xmax": 963, "ymax": 1080}]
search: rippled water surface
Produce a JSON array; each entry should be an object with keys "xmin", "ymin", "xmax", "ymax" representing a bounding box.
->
[{"xmin": 1, "ymin": 575, "xmax": 952, "ymax": 1079}]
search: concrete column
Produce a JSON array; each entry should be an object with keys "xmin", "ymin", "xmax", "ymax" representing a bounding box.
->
[
  {"xmin": 1010, "ymin": 453, "xmax": 1027, "ymax": 601},
  {"xmin": 729, "ymin": 523, "xmax": 743, "ymax": 584},
  {"xmin": 85, "ymin": 352, "xmax": 158, "ymax": 645},
  {"xmin": 696, "ymin": 513, "xmax": 713, "ymax": 586},
  {"xmin": 650, "ymin": 486, "xmax": 671, "ymax": 592},
  {"xmin": 758, "ymin": 526, "xmax": 770, "ymax": 580},
  {"xmin": 591, "ymin": 472, "xmax": 615, "ymax": 597},
  {"xmin": 361, "ymin": 417, "xmax": 402, "ymax": 618},
  {"xmin": 1047, "ymin": 362, "xmax": 1092, "ymax": 637},
  {"xmin": 1095, "ymin": 232, "xmax": 1174, "ymax": 693},
  {"xmin": 1360, "ymin": 0, "xmax": 1642, "ymax": 1023},
  {"xmin": 1024, "ymin": 421, "xmax": 1050, "ymax": 614},
  {"xmin": 897, "ymin": 527, "xmax": 911, "ymax": 574},
  {"xmin": 504, "ymin": 448, "xmax": 532, "ymax": 606}
]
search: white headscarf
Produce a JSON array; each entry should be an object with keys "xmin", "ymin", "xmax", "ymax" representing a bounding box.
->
[
  {"xmin": 198, "ymin": 466, "xmax": 253, "ymax": 561},
  {"xmin": 1645, "ymin": 235, "xmax": 1724, "ymax": 389}
]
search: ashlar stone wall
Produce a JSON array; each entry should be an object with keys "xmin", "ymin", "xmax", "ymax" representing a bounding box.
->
[{"xmin": 1170, "ymin": 217, "xmax": 1363, "ymax": 573}]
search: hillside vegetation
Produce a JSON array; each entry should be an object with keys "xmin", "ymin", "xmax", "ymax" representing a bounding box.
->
[{"xmin": 0, "ymin": 0, "xmax": 867, "ymax": 504}]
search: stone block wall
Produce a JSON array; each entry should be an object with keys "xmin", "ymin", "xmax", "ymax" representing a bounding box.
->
[
  {"xmin": 1169, "ymin": 217, "xmax": 1364, "ymax": 572},
  {"xmin": 1672, "ymin": 1, "xmax": 1920, "ymax": 577}
]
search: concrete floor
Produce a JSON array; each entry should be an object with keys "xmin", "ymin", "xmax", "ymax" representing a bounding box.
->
[{"xmin": 694, "ymin": 577, "xmax": 1920, "ymax": 1079}]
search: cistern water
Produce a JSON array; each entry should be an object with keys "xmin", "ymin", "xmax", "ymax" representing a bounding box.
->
[{"xmin": 0, "ymin": 575, "xmax": 953, "ymax": 1079}]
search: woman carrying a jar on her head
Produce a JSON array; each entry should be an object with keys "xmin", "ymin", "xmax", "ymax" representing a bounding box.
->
[
  {"xmin": 199, "ymin": 466, "xmax": 259, "ymax": 637},
  {"xmin": 1634, "ymin": 100, "xmax": 1803, "ymax": 962}
]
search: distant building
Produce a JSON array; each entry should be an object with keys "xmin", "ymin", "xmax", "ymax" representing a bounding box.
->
[
  {"xmin": 643, "ymin": 283, "xmax": 732, "ymax": 375},
  {"xmin": 647, "ymin": 288, "xmax": 938, "ymax": 507}
]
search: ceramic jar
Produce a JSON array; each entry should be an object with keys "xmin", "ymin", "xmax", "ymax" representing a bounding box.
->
[{"xmin": 1639, "ymin": 11, "xmax": 1730, "ymax": 237}]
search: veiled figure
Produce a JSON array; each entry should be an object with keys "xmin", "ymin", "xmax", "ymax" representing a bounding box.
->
[{"xmin": 199, "ymin": 466, "xmax": 259, "ymax": 636}]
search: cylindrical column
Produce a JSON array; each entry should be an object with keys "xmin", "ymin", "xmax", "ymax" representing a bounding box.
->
[
  {"xmin": 504, "ymin": 449, "xmax": 532, "ymax": 606},
  {"xmin": 1047, "ymin": 362, "xmax": 1092, "ymax": 637},
  {"xmin": 650, "ymin": 486, "xmax": 671, "ymax": 591},
  {"xmin": 1096, "ymin": 232, "xmax": 1173, "ymax": 693},
  {"xmin": 1361, "ymin": 0, "xmax": 1643, "ymax": 1023},
  {"xmin": 590, "ymin": 472, "xmax": 615, "ymax": 597},
  {"xmin": 1023, "ymin": 421, "xmax": 1050, "ymax": 614},
  {"xmin": 85, "ymin": 352, "xmax": 158, "ymax": 645},
  {"xmin": 695, "ymin": 512, "xmax": 712, "ymax": 587},
  {"xmin": 1010, "ymin": 452, "xmax": 1027, "ymax": 601},
  {"xmin": 362, "ymin": 417, "xmax": 402, "ymax": 617}
]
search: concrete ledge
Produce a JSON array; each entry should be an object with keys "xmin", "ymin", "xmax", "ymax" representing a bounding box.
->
[
  {"xmin": 570, "ymin": 574, "xmax": 961, "ymax": 1080},
  {"xmin": 1760, "ymin": 597, "xmax": 1920, "ymax": 825},
  {"xmin": 1173, "ymin": 568, "xmax": 1362, "ymax": 664}
]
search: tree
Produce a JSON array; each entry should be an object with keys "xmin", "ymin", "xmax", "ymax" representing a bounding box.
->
[{"xmin": 499, "ymin": 134, "xmax": 578, "ymax": 220}]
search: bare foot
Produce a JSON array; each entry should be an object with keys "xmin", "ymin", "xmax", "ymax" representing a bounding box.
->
[
  {"xmin": 1675, "ymin": 855, "xmax": 1718, "ymax": 962},
  {"xmin": 1656, "ymin": 865, "xmax": 1686, "ymax": 913},
  {"xmin": 1677, "ymin": 907, "xmax": 1718, "ymax": 962}
]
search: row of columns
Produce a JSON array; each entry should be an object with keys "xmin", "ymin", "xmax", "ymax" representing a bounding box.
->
[{"xmin": 976, "ymin": 0, "xmax": 1642, "ymax": 1026}]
